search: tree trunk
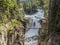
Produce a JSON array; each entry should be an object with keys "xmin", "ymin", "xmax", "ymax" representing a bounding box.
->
[
  {"xmin": 48, "ymin": 0, "xmax": 60, "ymax": 35},
  {"xmin": 48, "ymin": 0, "xmax": 60, "ymax": 45}
]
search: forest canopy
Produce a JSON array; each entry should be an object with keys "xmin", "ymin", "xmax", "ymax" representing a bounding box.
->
[
  {"xmin": 0, "ymin": 0, "xmax": 49, "ymax": 31},
  {"xmin": 0, "ymin": 0, "xmax": 26, "ymax": 31}
]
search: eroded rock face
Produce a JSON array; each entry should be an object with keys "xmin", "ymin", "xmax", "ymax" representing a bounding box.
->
[
  {"xmin": 24, "ymin": 5, "xmax": 37, "ymax": 15},
  {"xmin": 0, "ymin": 30, "xmax": 7, "ymax": 45},
  {"xmin": 47, "ymin": 34, "xmax": 60, "ymax": 45}
]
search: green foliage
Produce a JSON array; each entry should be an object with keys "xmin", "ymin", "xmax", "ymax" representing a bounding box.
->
[
  {"xmin": 43, "ymin": 0, "xmax": 49, "ymax": 13},
  {"xmin": 0, "ymin": 0, "xmax": 25, "ymax": 31},
  {"xmin": 5, "ymin": 0, "xmax": 14, "ymax": 8},
  {"xmin": 2, "ymin": 15, "xmax": 8, "ymax": 23}
]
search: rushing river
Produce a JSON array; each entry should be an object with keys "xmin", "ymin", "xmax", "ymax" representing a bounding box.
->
[{"xmin": 24, "ymin": 9, "xmax": 45, "ymax": 45}]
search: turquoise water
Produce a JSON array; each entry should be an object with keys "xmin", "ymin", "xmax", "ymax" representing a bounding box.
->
[{"xmin": 20, "ymin": 0, "xmax": 33, "ymax": 3}]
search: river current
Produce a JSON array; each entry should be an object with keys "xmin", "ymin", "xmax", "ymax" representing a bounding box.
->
[{"xmin": 24, "ymin": 9, "xmax": 45, "ymax": 45}]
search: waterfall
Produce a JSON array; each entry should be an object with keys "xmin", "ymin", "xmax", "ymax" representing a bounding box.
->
[{"xmin": 24, "ymin": 9, "xmax": 45, "ymax": 45}]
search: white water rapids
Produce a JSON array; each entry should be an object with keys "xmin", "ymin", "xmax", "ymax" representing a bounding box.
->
[{"xmin": 24, "ymin": 9, "xmax": 45, "ymax": 45}]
